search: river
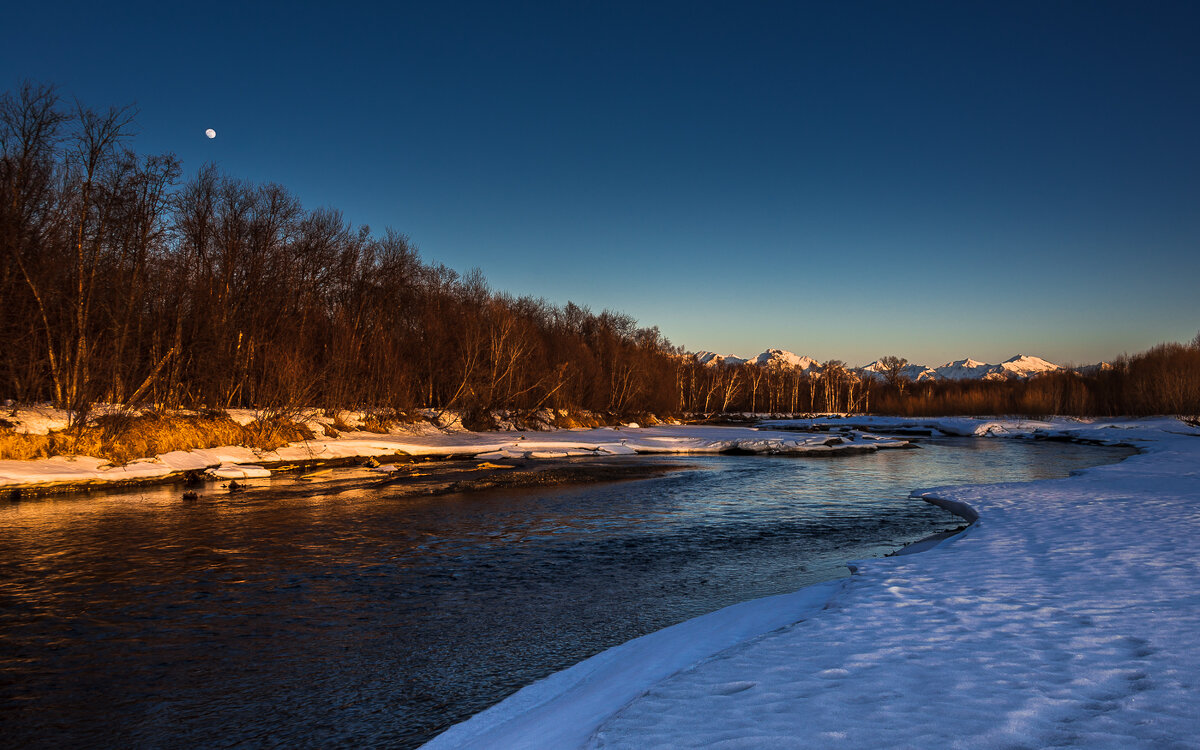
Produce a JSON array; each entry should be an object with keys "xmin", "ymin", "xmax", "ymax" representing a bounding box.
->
[{"xmin": 0, "ymin": 436, "xmax": 1131, "ymax": 748}]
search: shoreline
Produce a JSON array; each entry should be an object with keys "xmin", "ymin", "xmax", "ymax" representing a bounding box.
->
[
  {"xmin": 0, "ymin": 424, "xmax": 911, "ymax": 498},
  {"xmin": 3, "ymin": 455, "xmax": 694, "ymax": 505},
  {"xmin": 197, "ymin": 457, "xmax": 692, "ymax": 505},
  {"xmin": 423, "ymin": 416, "xmax": 1194, "ymax": 749}
]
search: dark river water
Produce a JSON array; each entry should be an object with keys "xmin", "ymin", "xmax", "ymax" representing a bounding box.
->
[{"xmin": 0, "ymin": 437, "xmax": 1131, "ymax": 749}]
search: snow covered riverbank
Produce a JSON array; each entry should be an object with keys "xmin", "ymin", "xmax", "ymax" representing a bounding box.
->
[
  {"xmin": 0, "ymin": 423, "xmax": 906, "ymax": 491},
  {"xmin": 424, "ymin": 417, "xmax": 1200, "ymax": 749}
]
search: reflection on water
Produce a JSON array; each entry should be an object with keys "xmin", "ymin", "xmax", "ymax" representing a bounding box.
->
[{"xmin": 0, "ymin": 438, "xmax": 1130, "ymax": 748}]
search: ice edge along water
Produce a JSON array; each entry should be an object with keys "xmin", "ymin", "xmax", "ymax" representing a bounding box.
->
[
  {"xmin": 424, "ymin": 417, "xmax": 1200, "ymax": 750},
  {"xmin": 0, "ymin": 424, "xmax": 906, "ymax": 489}
]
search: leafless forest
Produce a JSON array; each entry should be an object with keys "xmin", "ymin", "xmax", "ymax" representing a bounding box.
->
[{"xmin": 3, "ymin": 83, "xmax": 1198, "ymax": 425}]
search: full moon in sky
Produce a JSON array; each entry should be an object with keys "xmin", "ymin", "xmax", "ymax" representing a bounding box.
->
[{"xmin": 205, "ymin": 128, "xmax": 216, "ymax": 139}]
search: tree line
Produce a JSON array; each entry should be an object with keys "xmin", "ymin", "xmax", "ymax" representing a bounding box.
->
[
  {"xmin": 675, "ymin": 358, "xmax": 871, "ymax": 415},
  {"xmin": 4, "ymin": 83, "xmax": 1198, "ymax": 424},
  {"xmin": 868, "ymin": 339, "xmax": 1200, "ymax": 419},
  {"xmin": 1, "ymin": 83, "xmax": 680, "ymax": 422},
  {"xmin": 677, "ymin": 340, "xmax": 1200, "ymax": 419}
]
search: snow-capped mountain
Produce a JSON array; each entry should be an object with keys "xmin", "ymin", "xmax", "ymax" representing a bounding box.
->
[
  {"xmin": 994, "ymin": 354, "xmax": 1063, "ymax": 379},
  {"xmin": 749, "ymin": 349, "xmax": 822, "ymax": 373},
  {"xmin": 694, "ymin": 351, "xmax": 748, "ymax": 367},
  {"xmin": 933, "ymin": 358, "xmax": 996, "ymax": 381},
  {"xmin": 860, "ymin": 360, "xmax": 938, "ymax": 382},
  {"xmin": 931, "ymin": 355, "xmax": 1063, "ymax": 381},
  {"xmin": 695, "ymin": 349, "xmax": 1067, "ymax": 382},
  {"xmin": 696, "ymin": 349, "xmax": 823, "ymax": 373}
]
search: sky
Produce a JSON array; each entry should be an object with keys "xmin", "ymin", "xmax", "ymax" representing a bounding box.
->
[{"xmin": 4, "ymin": 1, "xmax": 1199, "ymax": 366}]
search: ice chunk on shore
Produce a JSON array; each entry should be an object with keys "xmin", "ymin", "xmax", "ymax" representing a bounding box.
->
[{"xmin": 205, "ymin": 464, "xmax": 271, "ymax": 479}]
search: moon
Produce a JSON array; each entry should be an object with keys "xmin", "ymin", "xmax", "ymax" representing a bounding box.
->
[{"xmin": 205, "ymin": 128, "xmax": 216, "ymax": 139}]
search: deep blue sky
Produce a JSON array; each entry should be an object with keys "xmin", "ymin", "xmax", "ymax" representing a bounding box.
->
[{"xmin": 5, "ymin": 1, "xmax": 1199, "ymax": 366}]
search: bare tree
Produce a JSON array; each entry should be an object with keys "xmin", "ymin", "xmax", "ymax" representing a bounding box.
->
[
  {"xmin": 878, "ymin": 354, "xmax": 910, "ymax": 394},
  {"xmin": 822, "ymin": 360, "xmax": 847, "ymax": 413},
  {"xmin": 0, "ymin": 82, "xmax": 68, "ymax": 401},
  {"xmin": 60, "ymin": 101, "xmax": 137, "ymax": 418},
  {"xmin": 720, "ymin": 366, "xmax": 742, "ymax": 413},
  {"xmin": 748, "ymin": 365, "xmax": 764, "ymax": 414},
  {"xmin": 0, "ymin": 84, "xmax": 736, "ymax": 422}
]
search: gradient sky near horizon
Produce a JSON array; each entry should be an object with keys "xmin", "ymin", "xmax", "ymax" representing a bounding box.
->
[{"xmin": 5, "ymin": 1, "xmax": 1198, "ymax": 366}]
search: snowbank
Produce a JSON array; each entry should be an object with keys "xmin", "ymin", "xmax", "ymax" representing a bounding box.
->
[
  {"xmin": 0, "ymin": 425, "xmax": 907, "ymax": 490},
  {"xmin": 423, "ymin": 417, "xmax": 1200, "ymax": 749},
  {"xmin": 424, "ymin": 580, "xmax": 845, "ymax": 750}
]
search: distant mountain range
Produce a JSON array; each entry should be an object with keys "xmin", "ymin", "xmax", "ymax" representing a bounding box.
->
[
  {"xmin": 693, "ymin": 350, "xmax": 1096, "ymax": 381},
  {"xmin": 695, "ymin": 348, "xmax": 822, "ymax": 374}
]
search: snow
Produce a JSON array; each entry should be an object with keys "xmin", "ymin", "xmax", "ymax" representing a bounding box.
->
[
  {"xmin": 996, "ymin": 353, "xmax": 1064, "ymax": 378},
  {"xmin": 0, "ymin": 404, "xmax": 143, "ymax": 434},
  {"xmin": 859, "ymin": 360, "xmax": 938, "ymax": 382},
  {"xmin": 694, "ymin": 351, "xmax": 749, "ymax": 367},
  {"xmin": 422, "ymin": 417, "xmax": 1200, "ymax": 750},
  {"xmin": 423, "ymin": 580, "xmax": 846, "ymax": 750},
  {"xmin": 690, "ymin": 351, "xmax": 1066, "ymax": 382},
  {"xmin": 858, "ymin": 354, "xmax": 1066, "ymax": 383},
  {"xmin": 222, "ymin": 408, "xmax": 263, "ymax": 427},
  {"xmin": 748, "ymin": 349, "xmax": 822, "ymax": 373},
  {"xmin": 205, "ymin": 463, "xmax": 271, "ymax": 479},
  {"xmin": 0, "ymin": 455, "xmax": 172, "ymax": 485},
  {"xmin": 925, "ymin": 354, "xmax": 1064, "ymax": 381},
  {"xmin": 8, "ymin": 408, "xmax": 1200, "ymax": 746},
  {"xmin": 0, "ymin": 405, "xmax": 72, "ymax": 434},
  {"xmin": 695, "ymin": 349, "xmax": 821, "ymax": 373},
  {"xmin": 932, "ymin": 356, "xmax": 997, "ymax": 380},
  {"xmin": 0, "ymin": 424, "xmax": 908, "ymax": 490}
]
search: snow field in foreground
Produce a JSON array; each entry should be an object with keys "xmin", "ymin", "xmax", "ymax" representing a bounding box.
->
[{"xmin": 425, "ymin": 418, "xmax": 1200, "ymax": 750}]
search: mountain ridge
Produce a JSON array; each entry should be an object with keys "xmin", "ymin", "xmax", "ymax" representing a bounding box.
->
[{"xmin": 695, "ymin": 350, "xmax": 1084, "ymax": 381}]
